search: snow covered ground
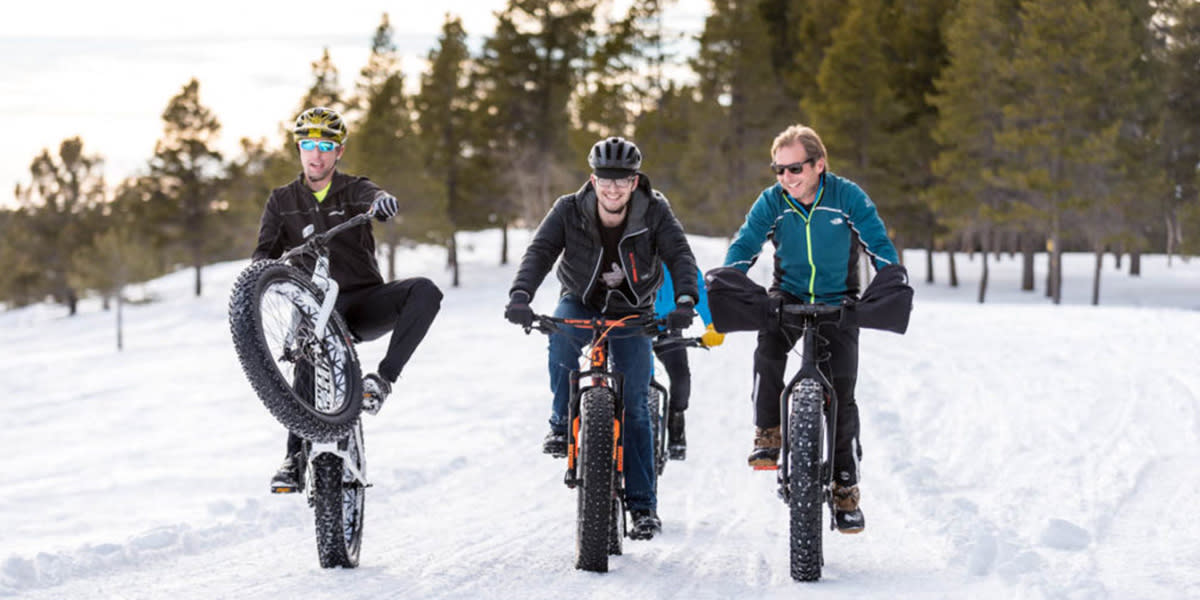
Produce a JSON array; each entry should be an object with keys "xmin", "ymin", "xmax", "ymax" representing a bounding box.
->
[{"xmin": 2, "ymin": 229, "xmax": 1198, "ymax": 599}]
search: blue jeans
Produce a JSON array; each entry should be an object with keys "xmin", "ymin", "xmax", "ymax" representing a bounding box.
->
[{"xmin": 548, "ymin": 295, "xmax": 656, "ymax": 511}]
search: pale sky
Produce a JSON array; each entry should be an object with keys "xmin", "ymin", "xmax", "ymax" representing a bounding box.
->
[{"xmin": 2, "ymin": 0, "xmax": 707, "ymax": 204}]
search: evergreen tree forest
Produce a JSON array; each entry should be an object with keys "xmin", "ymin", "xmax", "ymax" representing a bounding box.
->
[{"xmin": 4, "ymin": 0, "xmax": 1200, "ymax": 314}]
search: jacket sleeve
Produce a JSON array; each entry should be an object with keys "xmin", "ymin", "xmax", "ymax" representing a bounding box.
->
[
  {"xmin": 652, "ymin": 193, "xmax": 698, "ymax": 303},
  {"xmin": 510, "ymin": 196, "xmax": 569, "ymax": 299},
  {"xmin": 693, "ymin": 266, "xmax": 714, "ymax": 326},
  {"xmin": 351, "ymin": 177, "xmax": 384, "ymax": 215},
  {"xmin": 845, "ymin": 184, "xmax": 899, "ymax": 270},
  {"xmin": 724, "ymin": 189, "xmax": 777, "ymax": 271},
  {"xmin": 252, "ymin": 193, "xmax": 285, "ymax": 260}
]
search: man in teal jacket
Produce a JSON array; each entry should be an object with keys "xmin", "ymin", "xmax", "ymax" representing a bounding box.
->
[{"xmin": 724, "ymin": 124, "xmax": 901, "ymax": 534}]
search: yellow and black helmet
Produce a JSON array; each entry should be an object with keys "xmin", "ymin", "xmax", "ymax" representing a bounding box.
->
[{"xmin": 292, "ymin": 107, "xmax": 348, "ymax": 145}]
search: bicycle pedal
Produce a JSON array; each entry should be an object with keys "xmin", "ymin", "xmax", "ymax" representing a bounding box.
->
[
  {"xmin": 752, "ymin": 464, "xmax": 780, "ymax": 471},
  {"xmin": 271, "ymin": 485, "xmax": 301, "ymax": 494}
]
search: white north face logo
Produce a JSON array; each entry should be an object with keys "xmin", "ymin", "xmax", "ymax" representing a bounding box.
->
[{"xmin": 830, "ymin": 217, "xmax": 844, "ymax": 225}]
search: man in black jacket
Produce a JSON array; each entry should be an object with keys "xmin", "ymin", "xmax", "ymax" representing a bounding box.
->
[
  {"xmin": 504, "ymin": 137, "xmax": 699, "ymax": 540},
  {"xmin": 254, "ymin": 107, "xmax": 442, "ymax": 492}
]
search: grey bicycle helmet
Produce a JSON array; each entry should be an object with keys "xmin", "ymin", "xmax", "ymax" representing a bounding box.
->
[{"xmin": 587, "ymin": 137, "xmax": 642, "ymax": 178}]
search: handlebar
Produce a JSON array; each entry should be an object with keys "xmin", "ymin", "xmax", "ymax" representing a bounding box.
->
[
  {"xmin": 525, "ymin": 313, "xmax": 665, "ymax": 338},
  {"xmin": 280, "ymin": 211, "xmax": 375, "ymax": 262}
]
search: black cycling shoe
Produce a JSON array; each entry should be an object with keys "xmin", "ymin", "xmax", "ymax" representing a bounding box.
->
[
  {"xmin": 629, "ymin": 509, "xmax": 662, "ymax": 540},
  {"xmin": 542, "ymin": 430, "xmax": 567, "ymax": 458},
  {"xmin": 667, "ymin": 410, "xmax": 686, "ymax": 460},
  {"xmin": 269, "ymin": 454, "xmax": 303, "ymax": 494}
]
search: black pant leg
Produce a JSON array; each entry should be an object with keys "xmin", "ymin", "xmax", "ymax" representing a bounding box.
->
[
  {"xmin": 818, "ymin": 320, "xmax": 861, "ymax": 486},
  {"xmin": 752, "ymin": 325, "xmax": 794, "ymax": 428},
  {"xmin": 338, "ymin": 278, "xmax": 443, "ymax": 382},
  {"xmin": 655, "ymin": 344, "xmax": 691, "ymax": 412}
]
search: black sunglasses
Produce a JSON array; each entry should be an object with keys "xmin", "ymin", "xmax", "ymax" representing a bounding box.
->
[{"xmin": 770, "ymin": 158, "xmax": 815, "ymax": 175}]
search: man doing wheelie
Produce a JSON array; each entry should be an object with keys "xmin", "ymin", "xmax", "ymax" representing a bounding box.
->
[{"xmin": 252, "ymin": 107, "xmax": 442, "ymax": 492}]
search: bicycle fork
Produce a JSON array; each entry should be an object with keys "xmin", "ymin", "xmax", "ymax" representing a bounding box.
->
[{"xmin": 776, "ymin": 323, "xmax": 839, "ymax": 517}]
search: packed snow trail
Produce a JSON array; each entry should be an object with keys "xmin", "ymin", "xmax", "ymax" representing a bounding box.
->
[{"xmin": 2, "ymin": 232, "xmax": 1198, "ymax": 599}]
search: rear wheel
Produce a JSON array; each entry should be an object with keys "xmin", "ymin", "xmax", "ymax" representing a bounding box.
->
[
  {"xmin": 575, "ymin": 387, "xmax": 616, "ymax": 572},
  {"xmin": 229, "ymin": 260, "xmax": 362, "ymax": 442},
  {"xmin": 788, "ymin": 378, "xmax": 825, "ymax": 581},
  {"xmin": 312, "ymin": 421, "xmax": 366, "ymax": 568}
]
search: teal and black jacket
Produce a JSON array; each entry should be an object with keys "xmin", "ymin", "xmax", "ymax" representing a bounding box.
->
[{"xmin": 723, "ymin": 171, "xmax": 899, "ymax": 305}]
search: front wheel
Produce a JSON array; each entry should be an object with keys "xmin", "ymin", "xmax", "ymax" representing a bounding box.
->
[
  {"xmin": 648, "ymin": 381, "xmax": 668, "ymax": 476},
  {"xmin": 311, "ymin": 421, "xmax": 366, "ymax": 568},
  {"xmin": 229, "ymin": 260, "xmax": 362, "ymax": 442},
  {"xmin": 575, "ymin": 387, "xmax": 616, "ymax": 572},
  {"xmin": 787, "ymin": 378, "xmax": 826, "ymax": 582}
]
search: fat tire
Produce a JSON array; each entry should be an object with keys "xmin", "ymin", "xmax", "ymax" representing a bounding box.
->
[
  {"xmin": 229, "ymin": 260, "xmax": 362, "ymax": 442},
  {"xmin": 648, "ymin": 382, "xmax": 668, "ymax": 476},
  {"xmin": 607, "ymin": 496, "xmax": 623, "ymax": 556},
  {"xmin": 575, "ymin": 387, "xmax": 616, "ymax": 572},
  {"xmin": 788, "ymin": 378, "xmax": 825, "ymax": 582},
  {"xmin": 312, "ymin": 422, "xmax": 366, "ymax": 568}
]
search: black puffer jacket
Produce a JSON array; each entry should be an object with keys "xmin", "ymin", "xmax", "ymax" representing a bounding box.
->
[
  {"xmin": 252, "ymin": 171, "xmax": 385, "ymax": 294},
  {"xmin": 510, "ymin": 174, "xmax": 698, "ymax": 315}
]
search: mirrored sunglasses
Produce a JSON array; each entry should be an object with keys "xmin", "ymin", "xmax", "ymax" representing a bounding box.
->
[{"xmin": 299, "ymin": 139, "xmax": 339, "ymax": 152}]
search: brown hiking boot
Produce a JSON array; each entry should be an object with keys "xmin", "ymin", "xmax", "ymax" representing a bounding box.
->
[
  {"xmin": 747, "ymin": 426, "xmax": 782, "ymax": 468},
  {"xmin": 832, "ymin": 483, "xmax": 865, "ymax": 534}
]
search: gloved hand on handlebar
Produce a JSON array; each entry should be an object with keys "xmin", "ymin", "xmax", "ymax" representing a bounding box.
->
[
  {"xmin": 700, "ymin": 323, "xmax": 725, "ymax": 347},
  {"xmin": 371, "ymin": 192, "xmax": 398, "ymax": 222},
  {"xmin": 665, "ymin": 296, "xmax": 695, "ymax": 330},
  {"xmin": 505, "ymin": 290, "xmax": 534, "ymax": 328}
]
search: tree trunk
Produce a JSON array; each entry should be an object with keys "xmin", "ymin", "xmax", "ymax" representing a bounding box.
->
[
  {"xmin": 193, "ymin": 263, "xmax": 202, "ymax": 297},
  {"xmin": 948, "ymin": 248, "xmax": 958, "ymax": 288},
  {"xmin": 978, "ymin": 232, "xmax": 990, "ymax": 304},
  {"xmin": 501, "ymin": 222, "xmax": 509, "ymax": 266},
  {"xmin": 448, "ymin": 232, "xmax": 460, "ymax": 288},
  {"xmin": 387, "ymin": 244, "xmax": 397, "ymax": 282},
  {"xmin": 116, "ymin": 290, "xmax": 124, "ymax": 351},
  {"xmin": 1021, "ymin": 233, "xmax": 1036, "ymax": 292},
  {"xmin": 924, "ymin": 232, "xmax": 934, "ymax": 283},
  {"xmin": 1130, "ymin": 250, "xmax": 1141, "ymax": 276},
  {"xmin": 1091, "ymin": 248, "xmax": 1102, "ymax": 306}
]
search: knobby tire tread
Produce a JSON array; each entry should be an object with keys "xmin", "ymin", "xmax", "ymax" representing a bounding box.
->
[
  {"xmin": 576, "ymin": 387, "xmax": 616, "ymax": 572},
  {"xmin": 229, "ymin": 260, "xmax": 362, "ymax": 442},
  {"xmin": 788, "ymin": 378, "xmax": 825, "ymax": 582}
]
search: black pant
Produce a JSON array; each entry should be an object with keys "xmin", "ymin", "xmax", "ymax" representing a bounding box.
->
[
  {"xmin": 286, "ymin": 277, "xmax": 442, "ymax": 456},
  {"xmin": 653, "ymin": 343, "xmax": 691, "ymax": 412},
  {"xmin": 752, "ymin": 306, "xmax": 861, "ymax": 486}
]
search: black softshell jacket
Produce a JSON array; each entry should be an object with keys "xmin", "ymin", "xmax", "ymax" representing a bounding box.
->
[
  {"xmin": 510, "ymin": 174, "xmax": 699, "ymax": 315},
  {"xmin": 252, "ymin": 171, "xmax": 384, "ymax": 294}
]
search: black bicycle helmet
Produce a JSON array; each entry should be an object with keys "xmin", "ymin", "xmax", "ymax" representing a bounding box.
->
[{"xmin": 587, "ymin": 137, "xmax": 642, "ymax": 177}]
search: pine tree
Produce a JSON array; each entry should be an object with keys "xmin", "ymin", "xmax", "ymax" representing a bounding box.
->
[
  {"xmin": 11, "ymin": 137, "xmax": 107, "ymax": 314},
  {"xmin": 417, "ymin": 15, "xmax": 477, "ymax": 287},
  {"xmin": 683, "ymin": 0, "xmax": 797, "ymax": 236},
  {"xmin": 145, "ymin": 78, "xmax": 226, "ymax": 297}
]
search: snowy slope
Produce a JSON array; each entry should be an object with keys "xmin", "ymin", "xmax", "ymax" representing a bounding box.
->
[{"xmin": 2, "ymin": 230, "xmax": 1198, "ymax": 599}]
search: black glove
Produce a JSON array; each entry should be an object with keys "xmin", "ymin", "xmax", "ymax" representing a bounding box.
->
[
  {"xmin": 371, "ymin": 192, "xmax": 398, "ymax": 222},
  {"xmin": 665, "ymin": 297, "xmax": 695, "ymax": 330},
  {"xmin": 505, "ymin": 290, "xmax": 534, "ymax": 328}
]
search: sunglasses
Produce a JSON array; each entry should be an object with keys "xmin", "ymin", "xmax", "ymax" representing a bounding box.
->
[
  {"xmin": 298, "ymin": 139, "xmax": 340, "ymax": 152},
  {"xmin": 770, "ymin": 158, "xmax": 815, "ymax": 176},
  {"xmin": 594, "ymin": 175, "xmax": 636, "ymax": 190}
]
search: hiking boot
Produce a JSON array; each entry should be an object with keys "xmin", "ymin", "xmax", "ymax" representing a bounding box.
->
[
  {"xmin": 667, "ymin": 410, "xmax": 686, "ymax": 460},
  {"xmin": 362, "ymin": 373, "xmax": 391, "ymax": 415},
  {"xmin": 629, "ymin": 509, "xmax": 662, "ymax": 540},
  {"xmin": 832, "ymin": 483, "xmax": 865, "ymax": 534},
  {"xmin": 542, "ymin": 430, "xmax": 567, "ymax": 458},
  {"xmin": 269, "ymin": 453, "xmax": 303, "ymax": 494},
  {"xmin": 747, "ymin": 425, "xmax": 782, "ymax": 468}
]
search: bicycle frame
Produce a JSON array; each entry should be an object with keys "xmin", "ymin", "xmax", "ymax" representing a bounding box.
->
[{"xmin": 281, "ymin": 213, "xmax": 375, "ymax": 491}]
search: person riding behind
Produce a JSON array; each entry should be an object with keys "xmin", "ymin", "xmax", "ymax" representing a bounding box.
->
[
  {"xmin": 253, "ymin": 106, "xmax": 443, "ymax": 493},
  {"xmin": 504, "ymin": 137, "xmax": 699, "ymax": 540},
  {"xmin": 653, "ymin": 265, "xmax": 725, "ymax": 460}
]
